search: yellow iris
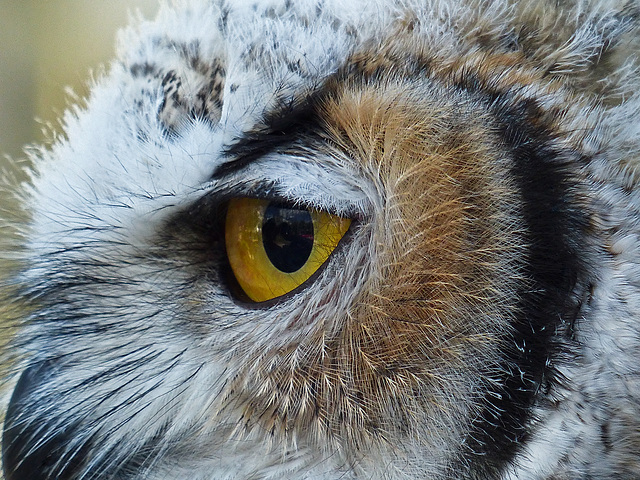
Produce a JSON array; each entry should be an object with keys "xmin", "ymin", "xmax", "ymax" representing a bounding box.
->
[{"xmin": 225, "ymin": 197, "xmax": 351, "ymax": 302}]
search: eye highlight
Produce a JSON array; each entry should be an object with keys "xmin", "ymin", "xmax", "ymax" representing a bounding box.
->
[{"xmin": 225, "ymin": 197, "xmax": 351, "ymax": 302}]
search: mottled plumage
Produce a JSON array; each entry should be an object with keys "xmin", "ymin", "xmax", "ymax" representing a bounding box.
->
[{"xmin": 2, "ymin": 0, "xmax": 640, "ymax": 479}]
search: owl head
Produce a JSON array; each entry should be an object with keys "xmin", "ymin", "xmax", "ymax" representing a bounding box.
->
[{"xmin": 2, "ymin": 1, "xmax": 640, "ymax": 479}]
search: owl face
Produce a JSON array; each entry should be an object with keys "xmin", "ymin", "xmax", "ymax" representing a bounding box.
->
[{"xmin": 3, "ymin": 1, "xmax": 640, "ymax": 479}]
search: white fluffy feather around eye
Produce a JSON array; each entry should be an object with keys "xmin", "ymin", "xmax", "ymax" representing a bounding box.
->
[{"xmin": 2, "ymin": 0, "xmax": 640, "ymax": 479}]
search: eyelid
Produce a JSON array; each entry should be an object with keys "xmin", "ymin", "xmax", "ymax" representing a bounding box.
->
[{"xmin": 210, "ymin": 154, "xmax": 371, "ymax": 220}]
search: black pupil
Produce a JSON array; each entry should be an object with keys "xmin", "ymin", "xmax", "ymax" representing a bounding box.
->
[{"xmin": 262, "ymin": 204, "xmax": 314, "ymax": 273}]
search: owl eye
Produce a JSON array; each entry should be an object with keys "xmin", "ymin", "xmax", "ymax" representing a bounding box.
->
[{"xmin": 225, "ymin": 197, "xmax": 351, "ymax": 302}]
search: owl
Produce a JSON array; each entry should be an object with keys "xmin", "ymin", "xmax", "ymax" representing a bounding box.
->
[{"xmin": 2, "ymin": 0, "xmax": 640, "ymax": 478}]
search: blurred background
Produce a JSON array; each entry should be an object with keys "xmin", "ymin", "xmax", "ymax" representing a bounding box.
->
[{"xmin": 0, "ymin": 0, "xmax": 159, "ymax": 161}]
